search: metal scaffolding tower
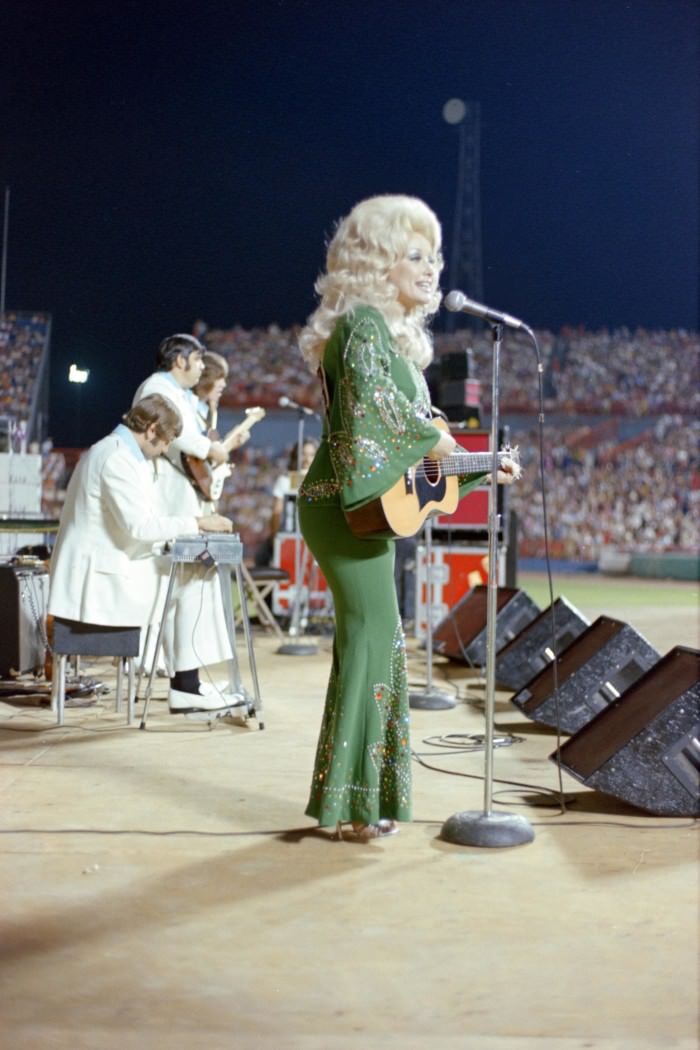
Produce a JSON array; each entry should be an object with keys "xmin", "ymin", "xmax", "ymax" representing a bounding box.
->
[{"xmin": 442, "ymin": 99, "xmax": 483, "ymax": 330}]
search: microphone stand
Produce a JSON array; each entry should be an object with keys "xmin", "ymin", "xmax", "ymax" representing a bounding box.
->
[
  {"xmin": 441, "ymin": 321, "xmax": 534, "ymax": 848},
  {"xmin": 409, "ymin": 517, "xmax": 455, "ymax": 709},
  {"xmin": 277, "ymin": 406, "xmax": 318, "ymax": 656}
]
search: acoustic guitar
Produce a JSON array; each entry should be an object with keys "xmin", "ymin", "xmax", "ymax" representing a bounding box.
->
[
  {"xmin": 344, "ymin": 418, "xmax": 520, "ymax": 539},
  {"xmin": 182, "ymin": 406, "xmax": 266, "ymax": 501}
]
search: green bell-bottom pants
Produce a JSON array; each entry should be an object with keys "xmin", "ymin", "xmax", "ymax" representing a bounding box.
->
[{"xmin": 299, "ymin": 500, "xmax": 412, "ymax": 828}]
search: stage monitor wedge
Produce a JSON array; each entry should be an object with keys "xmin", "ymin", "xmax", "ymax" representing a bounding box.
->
[
  {"xmin": 496, "ymin": 596, "xmax": 590, "ymax": 692},
  {"xmin": 511, "ymin": 616, "xmax": 660, "ymax": 735},
  {"xmin": 432, "ymin": 585, "xmax": 540, "ymax": 666},
  {"xmin": 552, "ymin": 647, "xmax": 700, "ymax": 817}
]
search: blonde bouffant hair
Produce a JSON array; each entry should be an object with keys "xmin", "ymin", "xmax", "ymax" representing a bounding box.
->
[{"xmin": 299, "ymin": 195, "xmax": 443, "ymax": 371}]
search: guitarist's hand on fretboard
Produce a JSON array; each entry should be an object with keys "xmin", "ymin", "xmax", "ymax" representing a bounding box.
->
[
  {"xmin": 227, "ymin": 430, "xmax": 251, "ymax": 450},
  {"xmin": 207, "ymin": 440, "xmax": 230, "ymax": 465},
  {"xmin": 485, "ymin": 455, "xmax": 521, "ymax": 485}
]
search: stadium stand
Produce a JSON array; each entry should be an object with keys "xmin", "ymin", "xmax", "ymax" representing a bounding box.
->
[{"xmin": 2, "ymin": 312, "xmax": 696, "ymax": 566}]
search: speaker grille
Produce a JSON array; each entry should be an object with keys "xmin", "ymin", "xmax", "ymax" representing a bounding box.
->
[
  {"xmin": 553, "ymin": 647, "xmax": 700, "ymax": 816},
  {"xmin": 512, "ymin": 617, "xmax": 659, "ymax": 734}
]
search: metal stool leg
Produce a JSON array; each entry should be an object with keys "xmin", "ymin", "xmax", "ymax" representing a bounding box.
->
[
  {"xmin": 51, "ymin": 653, "xmax": 67, "ymax": 727},
  {"xmin": 115, "ymin": 657, "xmax": 135, "ymax": 724},
  {"xmin": 136, "ymin": 623, "xmax": 153, "ymax": 698},
  {"xmin": 126, "ymin": 658, "xmax": 135, "ymax": 726},
  {"xmin": 116, "ymin": 659, "xmax": 124, "ymax": 713}
]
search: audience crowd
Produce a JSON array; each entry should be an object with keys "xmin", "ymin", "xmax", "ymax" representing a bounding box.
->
[
  {"xmin": 510, "ymin": 414, "xmax": 699, "ymax": 561},
  {"xmin": 0, "ymin": 312, "xmax": 50, "ymax": 421},
  {"xmin": 201, "ymin": 321, "xmax": 700, "ymax": 419},
  {"xmin": 1, "ymin": 315, "xmax": 697, "ymax": 563}
]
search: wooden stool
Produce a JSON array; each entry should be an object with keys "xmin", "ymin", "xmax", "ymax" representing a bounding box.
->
[
  {"xmin": 240, "ymin": 565, "xmax": 290, "ymax": 641},
  {"xmin": 51, "ymin": 617, "xmax": 140, "ymax": 727}
]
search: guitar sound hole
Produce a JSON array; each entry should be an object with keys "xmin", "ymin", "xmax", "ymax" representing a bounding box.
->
[{"xmin": 423, "ymin": 458, "xmax": 441, "ymax": 486}]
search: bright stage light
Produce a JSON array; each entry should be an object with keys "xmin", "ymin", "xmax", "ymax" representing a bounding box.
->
[{"xmin": 68, "ymin": 364, "xmax": 90, "ymax": 384}]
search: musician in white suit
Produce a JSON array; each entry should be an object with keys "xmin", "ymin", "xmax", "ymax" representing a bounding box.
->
[
  {"xmin": 132, "ymin": 334, "xmax": 233, "ymax": 516},
  {"xmin": 48, "ymin": 395, "xmax": 238, "ymax": 713},
  {"xmin": 133, "ymin": 334, "xmax": 254, "ymax": 711}
]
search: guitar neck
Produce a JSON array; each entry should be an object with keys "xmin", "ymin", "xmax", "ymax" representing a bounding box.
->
[
  {"xmin": 221, "ymin": 416, "xmax": 257, "ymax": 452},
  {"xmin": 436, "ymin": 452, "xmax": 498, "ymax": 477}
]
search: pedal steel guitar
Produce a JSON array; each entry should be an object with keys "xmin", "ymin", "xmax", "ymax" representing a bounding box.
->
[{"xmin": 139, "ymin": 532, "xmax": 264, "ymax": 729}]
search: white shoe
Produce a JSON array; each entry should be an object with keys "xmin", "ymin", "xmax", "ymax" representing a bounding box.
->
[
  {"xmin": 207, "ymin": 682, "xmax": 247, "ymax": 707},
  {"xmin": 168, "ymin": 684, "xmax": 243, "ymax": 713}
]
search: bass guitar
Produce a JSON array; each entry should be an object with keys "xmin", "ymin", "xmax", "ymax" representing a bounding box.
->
[
  {"xmin": 182, "ymin": 406, "xmax": 266, "ymax": 501},
  {"xmin": 344, "ymin": 418, "xmax": 520, "ymax": 538}
]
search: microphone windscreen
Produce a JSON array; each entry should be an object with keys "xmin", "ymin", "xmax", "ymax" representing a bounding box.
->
[{"xmin": 444, "ymin": 290, "xmax": 467, "ymax": 312}]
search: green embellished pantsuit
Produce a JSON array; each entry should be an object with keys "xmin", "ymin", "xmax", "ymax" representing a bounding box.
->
[{"xmin": 299, "ymin": 306, "xmax": 483, "ymax": 828}]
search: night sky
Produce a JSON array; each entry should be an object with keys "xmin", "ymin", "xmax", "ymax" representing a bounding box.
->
[{"xmin": 3, "ymin": 0, "xmax": 698, "ymax": 446}]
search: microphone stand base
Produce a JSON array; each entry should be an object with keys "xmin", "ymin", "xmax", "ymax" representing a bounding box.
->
[
  {"xmin": 276, "ymin": 642, "xmax": 318, "ymax": 656},
  {"xmin": 440, "ymin": 810, "xmax": 534, "ymax": 849},
  {"xmin": 409, "ymin": 688, "xmax": 456, "ymax": 710}
]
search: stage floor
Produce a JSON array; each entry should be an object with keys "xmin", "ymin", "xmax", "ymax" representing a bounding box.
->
[{"xmin": 1, "ymin": 577, "xmax": 698, "ymax": 1050}]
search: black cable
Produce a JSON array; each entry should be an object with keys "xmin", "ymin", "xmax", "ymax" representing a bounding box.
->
[
  {"xmin": 410, "ymin": 751, "xmax": 700, "ymax": 829},
  {"xmin": 525, "ymin": 327, "xmax": 567, "ymax": 812}
]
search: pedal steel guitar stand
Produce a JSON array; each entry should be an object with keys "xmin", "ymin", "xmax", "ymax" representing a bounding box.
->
[{"xmin": 139, "ymin": 533, "xmax": 265, "ymax": 730}]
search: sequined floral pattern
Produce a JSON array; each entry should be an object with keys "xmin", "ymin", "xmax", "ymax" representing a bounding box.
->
[
  {"xmin": 370, "ymin": 621, "xmax": 412, "ymax": 813},
  {"xmin": 299, "ymin": 308, "xmax": 441, "ymax": 509},
  {"xmin": 307, "ymin": 616, "xmax": 412, "ymax": 826}
]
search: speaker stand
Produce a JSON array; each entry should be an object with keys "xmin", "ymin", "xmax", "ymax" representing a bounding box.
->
[
  {"xmin": 409, "ymin": 518, "xmax": 455, "ymax": 710},
  {"xmin": 441, "ymin": 321, "xmax": 534, "ymax": 848}
]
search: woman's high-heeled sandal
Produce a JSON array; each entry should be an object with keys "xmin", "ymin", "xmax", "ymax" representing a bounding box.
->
[{"xmin": 335, "ymin": 820, "xmax": 400, "ymax": 842}]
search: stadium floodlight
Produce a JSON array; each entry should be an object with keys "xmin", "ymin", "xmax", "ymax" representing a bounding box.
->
[
  {"xmin": 442, "ymin": 97, "xmax": 466, "ymax": 125},
  {"xmin": 68, "ymin": 364, "xmax": 89, "ymax": 384}
]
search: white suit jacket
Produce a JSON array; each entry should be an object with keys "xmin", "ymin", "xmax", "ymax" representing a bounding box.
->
[
  {"xmin": 48, "ymin": 431, "xmax": 198, "ymax": 627},
  {"xmin": 133, "ymin": 371, "xmax": 209, "ymax": 516}
]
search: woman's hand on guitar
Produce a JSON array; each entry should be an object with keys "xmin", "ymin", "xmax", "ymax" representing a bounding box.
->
[
  {"xmin": 485, "ymin": 455, "xmax": 522, "ymax": 485},
  {"xmin": 207, "ymin": 440, "xmax": 230, "ymax": 465},
  {"xmin": 197, "ymin": 513, "xmax": 234, "ymax": 533},
  {"xmin": 426, "ymin": 429, "xmax": 458, "ymax": 461}
]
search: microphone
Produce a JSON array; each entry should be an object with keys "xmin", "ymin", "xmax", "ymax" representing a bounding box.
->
[
  {"xmin": 278, "ymin": 395, "xmax": 315, "ymax": 416},
  {"xmin": 444, "ymin": 290, "xmax": 531, "ymax": 333}
]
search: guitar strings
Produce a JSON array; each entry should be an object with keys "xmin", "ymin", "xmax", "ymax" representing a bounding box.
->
[{"xmin": 412, "ymin": 452, "xmax": 508, "ymax": 479}]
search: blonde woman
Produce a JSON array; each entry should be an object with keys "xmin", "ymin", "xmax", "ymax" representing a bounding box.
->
[{"xmin": 298, "ymin": 195, "xmax": 486, "ymax": 842}]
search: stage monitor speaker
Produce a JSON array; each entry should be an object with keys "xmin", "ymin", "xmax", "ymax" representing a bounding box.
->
[
  {"xmin": 432, "ymin": 584, "xmax": 540, "ymax": 666},
  {"xmin": 496, "ymin": 596, "xmax": 590, "ymax": 692},
  {"xmin": 511, "ymin": 616, "xmax": 660, "ymax": 734},
  {"xmin": 552, "ymin": 646, "xmax": 700, "ymax": 817},
  {"xmin": 0, "ymin": 563, "xmax": 49, "ymax": 676}
]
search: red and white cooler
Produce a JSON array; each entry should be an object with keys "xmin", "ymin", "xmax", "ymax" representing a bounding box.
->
[{"xmin": 414, "ymin": 543, "xmax": 506, "ymax": 640}]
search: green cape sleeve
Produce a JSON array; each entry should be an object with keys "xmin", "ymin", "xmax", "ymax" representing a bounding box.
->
[{"xmin": 327, "ymin": 309, "xmax": 443, "ymax": 512}]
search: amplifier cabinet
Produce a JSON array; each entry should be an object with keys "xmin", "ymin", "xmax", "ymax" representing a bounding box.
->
[
  {"xmin": 271, "ymin": 535, "xmax": 330, "ymax": 617},
  {"xmin": 0, "ymin": 563, "xmax": 49, "ymax": 676}
]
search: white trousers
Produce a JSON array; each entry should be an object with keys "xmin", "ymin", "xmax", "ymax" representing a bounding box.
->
[{"xmin": 146, "ymin": 560, "xmax": 233, "ymax": 675}]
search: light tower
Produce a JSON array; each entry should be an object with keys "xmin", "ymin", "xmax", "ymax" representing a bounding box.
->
[{"xmin": 442, "ymin": 99, "xmax": 483, "ymax": 330}]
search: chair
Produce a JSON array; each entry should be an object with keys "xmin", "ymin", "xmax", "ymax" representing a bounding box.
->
[
  {"xmin": 51, "ymin": 617, "xmax": 140, "ymax": 727},
  {"xmin": 239, "ymin": 564, "xmax": 290, "ymax": 641}
]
